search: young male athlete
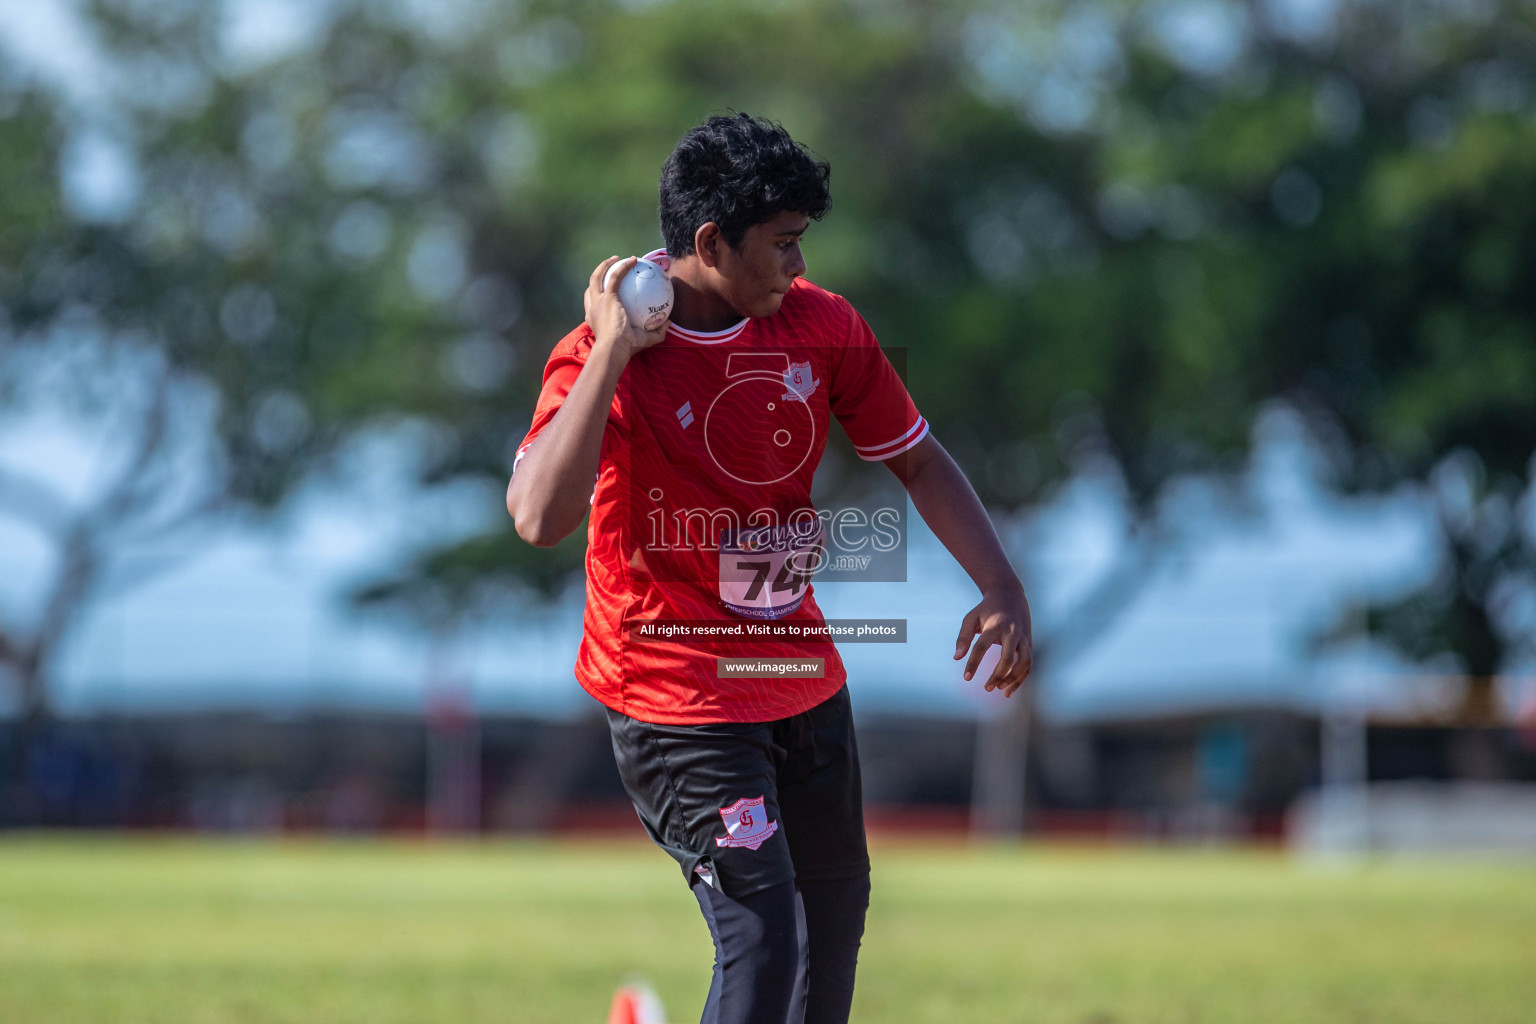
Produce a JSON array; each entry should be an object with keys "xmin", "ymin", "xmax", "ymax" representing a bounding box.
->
[{"xmin": 506, "ymin": 114, "xmax": 1032, "ymax": 1024}]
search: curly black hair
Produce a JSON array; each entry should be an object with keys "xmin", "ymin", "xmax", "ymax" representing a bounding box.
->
[{"xmin": 659, "ymin": 113, "xmax": 832, "ymax": 258}]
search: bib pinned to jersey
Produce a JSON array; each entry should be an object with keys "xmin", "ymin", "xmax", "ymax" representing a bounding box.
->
[{"xmin": 718, "ymin": 519, "xmax": 825, "ymax": 619}]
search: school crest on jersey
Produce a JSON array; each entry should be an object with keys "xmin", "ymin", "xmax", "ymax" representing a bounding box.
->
[
  {"xmin": 782, "ymin": 361, "xmax": 820, "ymax": 401},
  {"xmin": 714, "ymin": 795, "xmax": 779, "ymax": 850}
]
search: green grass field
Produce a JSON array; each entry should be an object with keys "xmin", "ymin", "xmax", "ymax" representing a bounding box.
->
[{"xmin": 0, "ymin": 837, "xmax": 1532, "ymax": 1023}]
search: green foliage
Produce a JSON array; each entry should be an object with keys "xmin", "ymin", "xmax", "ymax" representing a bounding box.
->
[
  {"xmin": 354, "ymin": 519, "xmax": 589, "ymax": 628},
  {"xmin": 4, "ymin": 0, "xmax": 1535, "ymax": 700}
]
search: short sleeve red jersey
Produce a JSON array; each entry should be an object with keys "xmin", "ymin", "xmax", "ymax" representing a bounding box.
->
[{"xmin": 514, "ymin": 256, "xmax": 926, "ymax": 724}]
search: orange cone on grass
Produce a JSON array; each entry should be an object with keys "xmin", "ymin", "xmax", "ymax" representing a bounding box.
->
[{"xmin": 607, "ymin": 979, "xmax": 665, "ymax": 1024}]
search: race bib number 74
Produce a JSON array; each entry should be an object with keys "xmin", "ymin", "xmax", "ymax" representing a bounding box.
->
[{"xmin": 718, "ymin": 520, "xmax": 824, "ymax": 620}]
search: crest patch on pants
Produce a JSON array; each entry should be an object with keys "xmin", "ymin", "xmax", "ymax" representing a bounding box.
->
[{"xmin": 714, "ymin": 795, "xmax": 779, "ymax": 850}]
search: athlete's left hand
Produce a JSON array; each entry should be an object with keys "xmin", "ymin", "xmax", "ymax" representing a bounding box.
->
[{"xmin": 954, "ymin": 585, "xmax": 1033, "ymax": 697}]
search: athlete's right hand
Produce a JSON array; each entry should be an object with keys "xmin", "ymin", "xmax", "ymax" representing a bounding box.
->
[{"xmin": 585, "ymin": 256, "xmax": 669, "ymax": 360}]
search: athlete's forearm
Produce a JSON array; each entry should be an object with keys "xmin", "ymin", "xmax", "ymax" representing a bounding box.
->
[
  {"xmin": 900, "ymin": 440, "xmax": 1023, "ymax": 597},
  {"xmin": 506, "ymin": 339, "xmax": 628, "ymax": 547}
]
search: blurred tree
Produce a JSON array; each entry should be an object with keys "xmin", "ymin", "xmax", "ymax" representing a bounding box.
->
[
  {"xmin": 0, "ymin": 2, "xmax": 485, "ymax": 723},
  {"xmin": 366, "ymin": 0, "xmax": 1536, "ymax": 720},
  {"xmin": 1, "ymin": 0, "xmax": 1532, "ymax": 782},
  {"xmin": 1090, "ymin": 0, "xmax": 1536, "ymax": 720}
]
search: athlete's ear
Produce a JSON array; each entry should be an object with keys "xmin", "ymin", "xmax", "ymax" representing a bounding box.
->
[{"xmin": 694, "ymin": 222, "xmax": 723, "ymax": 268}]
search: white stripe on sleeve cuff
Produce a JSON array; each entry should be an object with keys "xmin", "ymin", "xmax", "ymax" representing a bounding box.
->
[{"xmin": 853, "ymin": 416, "xmax": 929, "ymax": 461}]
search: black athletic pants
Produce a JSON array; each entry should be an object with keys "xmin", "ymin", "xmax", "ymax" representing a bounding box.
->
[
  {"xmin": 693, "ymin": 874, "xmax": 870, "ymax": 1024},
  {"xmin": 607, "ymin": 685, "xmax": 871, "ymax": 1024}
]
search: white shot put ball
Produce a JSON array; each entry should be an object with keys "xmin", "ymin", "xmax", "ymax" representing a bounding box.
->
[{"xmin": 603, "ymin": 257, "xmax": 674, "ymax": 331}]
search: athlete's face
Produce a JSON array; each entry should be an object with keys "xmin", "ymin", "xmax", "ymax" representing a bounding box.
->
[{"xmin": 715, "ymin": 210, "xmax": 809, "ymax": 318}]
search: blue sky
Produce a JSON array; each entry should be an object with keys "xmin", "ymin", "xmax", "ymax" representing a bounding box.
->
[
  {"xmin": 0, "ymin": 0, "xmax": 1476, "ymax": 723},
  {"xmin": 0, "ymin": 396, "xmax": 1445, "ymax": 721}
]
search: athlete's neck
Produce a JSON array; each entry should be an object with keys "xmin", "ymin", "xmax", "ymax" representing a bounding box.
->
[{"xmin": 667, "ymin": 256, "xmax": 746, "ymax": 333}]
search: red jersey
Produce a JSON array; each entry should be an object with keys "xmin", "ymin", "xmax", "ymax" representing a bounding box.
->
[{"xmin": 514, "ymin": 256, "xmax": 926, "ymax": 724}]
